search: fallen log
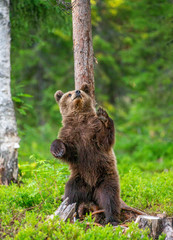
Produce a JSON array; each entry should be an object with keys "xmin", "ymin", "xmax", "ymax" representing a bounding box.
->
[
  {"xmin": 120, "ymin": 198, "xmax": 145, "ymax": 223},
  {"xmin": 120, "ymin": 199, "xmax": 145, "ymax": 215}
]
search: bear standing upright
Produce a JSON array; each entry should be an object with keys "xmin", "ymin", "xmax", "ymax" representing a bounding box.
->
[{"xmin": 50, "ymin": 83, "xmax": 120, "ymax": 225}]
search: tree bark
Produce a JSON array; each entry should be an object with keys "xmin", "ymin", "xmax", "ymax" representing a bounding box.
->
[
  {"xmin": 135, "ymin": 215, "xmax": 163, "ymax": 239},
  {"xmin": 71, "ymin": 0, "xmax": 95, "ymax": 102},
  {"xmin": 136, "ymin": 215, "xmax": 173, "ymax": 240},
  {"xmin": 0, "ymin": 0, "xmax": 19, "ymax": 185},
  {"xmin": 47, "ymin": 198, "xmax": 76, "ymax": 222},
  {"xmin": 162, "ymin": 218, "xmax": 173, "ymax": 240}
]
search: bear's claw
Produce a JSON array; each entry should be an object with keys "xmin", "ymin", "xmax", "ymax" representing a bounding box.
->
[
  {"xmin": 97, "ymin": 107, "xmax": 109, "ymax": 123},
  {"xmin": 54, "ymin": 149, "xmax": 64, "ymax": 157}
]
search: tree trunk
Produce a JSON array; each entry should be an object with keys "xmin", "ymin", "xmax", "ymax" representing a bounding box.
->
[
  {"xmin": 71, "ymin": 0, "xmax": 95, "ymax": 102},
  {"xmin": 0, "ymin": 0, "xmax": 19, "ymax": 185}
]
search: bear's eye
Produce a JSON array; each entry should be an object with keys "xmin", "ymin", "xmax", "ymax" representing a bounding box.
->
[{"xmin": 68, "ymin": 93, "xmax": 72, "ymax": 97}]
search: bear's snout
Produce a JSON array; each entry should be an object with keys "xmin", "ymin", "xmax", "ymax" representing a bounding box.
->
[
  {"xmin": 76, "ymin": 90, "xmax": 81, "ymax": 96},
  {"xmin": 73, "ymin": 90, "xmax": 82, "ymax": 100}
]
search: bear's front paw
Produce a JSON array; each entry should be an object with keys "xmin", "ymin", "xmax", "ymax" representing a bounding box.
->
[
  {"xmin": 50, "ymin": 139, "xmax": 66, "ymax": 158},
  {"xmin": 97, "ymin": 107, "xmax": 109, "ymax": 123}
]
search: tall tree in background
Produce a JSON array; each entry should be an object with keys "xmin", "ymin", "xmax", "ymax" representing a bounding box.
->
[
  {"xmin": 0, "ymin": 0, "xmax": 19, "ymax": 185},
  {"xmin": 71, "ymin": 0, "xmax": 95, "ymax": 102}
]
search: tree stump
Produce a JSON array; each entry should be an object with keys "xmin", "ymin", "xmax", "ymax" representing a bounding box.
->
[
  {"xmin": 162, "ymin": 217, "xmax": 173, "ymax": 240},
  {"xmin": 135, "ymin": 215, "xmax": 163, "ymax": 239},
  {"xmin": 136, "ymin": 215, "xmax": 173, "ymax": 240},
  {"xmin": 47, "ymin": 198, "xmax": 76, "ymax": 222}
]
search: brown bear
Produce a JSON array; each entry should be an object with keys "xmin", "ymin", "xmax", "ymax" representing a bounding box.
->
[{"xmin": 50, "ymin": 83, "xmax": 120, "ymax": 225}]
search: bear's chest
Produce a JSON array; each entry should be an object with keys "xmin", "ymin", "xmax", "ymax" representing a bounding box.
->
[
  {"xmin": 61, "ymin": 116, "xmax": 101, "ymax": 142},
  {"xmin": 63, "ymin": 123, "xmax": 96, "ymax": 143}
]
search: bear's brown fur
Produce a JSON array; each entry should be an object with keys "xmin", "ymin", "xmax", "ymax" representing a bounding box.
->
[{"xmin": 50, "ymin": 83, "xmax": 120, "ymax": 225}]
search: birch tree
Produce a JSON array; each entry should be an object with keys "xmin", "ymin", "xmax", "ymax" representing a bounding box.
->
[{"xmin": 0, "ymin": 0, "xmax": 19, "ymax": 185}]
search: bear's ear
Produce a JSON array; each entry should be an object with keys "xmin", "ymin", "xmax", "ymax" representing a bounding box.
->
[
  {"xmin": 54, "ymin": 90, "xmax": 64, "ymax": 103},
  {"xmin": 80, "ymin": 82, "xmax": 91, "ymax": 96}
]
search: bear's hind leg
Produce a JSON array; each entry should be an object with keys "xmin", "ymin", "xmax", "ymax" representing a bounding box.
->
[
  {"xmin": 94, "ymin": 177, "xmax": 120, "ymax": 226},
  {"xmin": 65, "ymin": 176, "xmax": 92, "ymax": 218}
]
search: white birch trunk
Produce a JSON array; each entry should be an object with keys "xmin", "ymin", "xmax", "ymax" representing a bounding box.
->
[
  {"xmin": 0, "ymin": 0, "xmax": 19, "ymax": 185},
  {"xmin": 71, "ymin": 0, "xmax": 95, "ymax": 102}
]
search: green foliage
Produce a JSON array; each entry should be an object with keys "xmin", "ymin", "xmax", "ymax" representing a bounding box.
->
[
  {"xmin": 12, "ymin": 92, "xmax": 33, "ymax": 116},
  {"xmin": 11, "ymin": 0, "xmax": 73, "ymax": 127},
  {"xmin": 120, "ymin": 169, "xmax": 173, "ymax": 214}
]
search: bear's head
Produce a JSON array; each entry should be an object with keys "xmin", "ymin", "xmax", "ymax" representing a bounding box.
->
[{"xmin": 54, "ymin": 83, "xmax": 95, "ymax": 117}]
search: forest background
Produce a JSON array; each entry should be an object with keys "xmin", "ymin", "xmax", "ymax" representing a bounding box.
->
[{"xmin": 1, "ymin": 0, "xmax": 173, "ymax": 239}]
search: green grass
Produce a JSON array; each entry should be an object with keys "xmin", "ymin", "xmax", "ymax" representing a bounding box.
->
[{"xmin": 0, "ymin": 125, "xmax": 172, "ymax": 239}]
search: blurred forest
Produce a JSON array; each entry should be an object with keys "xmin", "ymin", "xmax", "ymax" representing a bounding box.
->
[
  {"xmin": 1, "ymin": 1, "xmax": 173, "ymax": 238},
  {"xmin": 11, "ymin": 0, "xmax": 173, "ymax": 170}
]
